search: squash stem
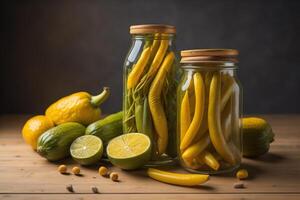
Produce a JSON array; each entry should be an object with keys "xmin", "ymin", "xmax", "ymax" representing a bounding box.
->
[{"xmin": 91, "ymin": 87, "xmax": 110, "ymax": 107}]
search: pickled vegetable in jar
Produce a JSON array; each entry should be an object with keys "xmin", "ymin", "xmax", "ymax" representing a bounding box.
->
[
  {"xmin": 123, "ymin": 24, "xmax": 180, "ymax": 166},
  {"xmin": 178, "ymin": 49, "xmax": 242, "ymax": 174}
]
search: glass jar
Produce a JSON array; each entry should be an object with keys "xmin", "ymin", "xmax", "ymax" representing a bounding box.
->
[
  {"xmin": 123, "ymin": 24, "xmax": 180, "ymax": 166},
  {"xmin": 177, "ymin": 49, "xmax": 242, "ymax": 174}
]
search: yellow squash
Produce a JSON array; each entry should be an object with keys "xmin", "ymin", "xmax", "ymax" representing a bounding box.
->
[
  {"xmin": 147, "ymin": 168, "xmax": 209, "ymax": 186},
  {"xmin": 22, "ymin": 115, "xmax": 54, "ymax": 150},
  {"xmin": 46, "ymin": 87, "xmax": 110, "ymax": 125}
]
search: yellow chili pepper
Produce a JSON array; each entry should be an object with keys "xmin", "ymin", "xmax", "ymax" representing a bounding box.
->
[
  {"xmin": 147, "ymin": 168, "xmax": 209, "ymax": 186},
  {"xmin": 181, "ymin": 134, "xmax": 210, "ymax": 160},
  {"xmin": 197, "ymin": 151, "xmax": 220, "ymax": 171},
  {"xmin": 149, "ymin": 33, "xmax": 161, "ymax": 62},
  {"xmin": 182, "ymin": 74, "xmax": 234, "ymax": 159},
  {"xmin": 220, "ymin": 74, "xmax": 234, "ymax": 110},
  {"xmin": 180, "ymin": 91, "xmax": 191, "ymax": 140},
  {"xmin": 182, "ymin": 157, "xmax": 203, "ymax": 170},
  {"xmin": 208, "ymin": 72, "xmax": 236, "ymax": 165},
  {"xmin": 127, "ymin": 46, "xmax": 151, "ymax": 89},
  {"xmin": 180, "ymin": 73, "xmax": 205, "ymax": 151},
  {"xmin": 148, "ymin": 52, "xmax": 175, "ymax": 155},
  {"xmin": 134, "ymin": 39, "xmax": 169, "ymax": 93},
  {"xmin": 221, "ymin": 97, "xmax": 232, "ymax": 141},
  {"xmin": 193, "ymin": 72, "xmax": 212, "ymax": 142},
  {"xmin": 147, "ymin": 39, "xmax": 169, "ymax": 79}
]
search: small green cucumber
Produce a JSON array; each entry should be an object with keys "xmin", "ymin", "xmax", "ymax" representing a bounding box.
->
[
  {"xmin": 85, "ymin": 111, "xmax": 123, "ymax": 146},
  {"xmin": 37, "ymin": 122, "xmax": 85, "ymax": 161}
]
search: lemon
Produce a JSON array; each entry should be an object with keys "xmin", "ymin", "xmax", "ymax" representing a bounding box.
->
[
  {"xmin": 107, "ymin": 133, "xmax": 151, "ymax": 170},
  {"xmin": 70, "ymin": 135, "xmax": 103, "ymax": 165},
  {"xmin": 22, "ymin": 115, "xmax": 54, "ymax": 150}
]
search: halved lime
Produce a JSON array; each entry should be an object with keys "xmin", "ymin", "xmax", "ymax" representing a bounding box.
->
[
  {"xmin": 70, "ymin": 135, "xmax": 103, "ymax": 165},
  {"xmin": 107, "ymin": 133, "xmax": 151, "ymax": 170}
]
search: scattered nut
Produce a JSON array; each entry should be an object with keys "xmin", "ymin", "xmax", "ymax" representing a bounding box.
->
[
  {"xmin": 110, "ymin": 172, "xmax": 118, "ymax": 182},
  {"xmin": 58, "ymin": 165, "xmax": 67, "ymax": 174},
  {"xmin": 98, "ymin": 166, "xmax": 108, "ymax": 176},
  {"xmin": 233, "ymin": 182, "xmax": 245, "ymax": 189},
  {"xmin": 72, "ymin": 166, "xmax": 81, "ymax": 175},
  {"xmin": 236, "ymin": 169, "xmax": 248, "ymax": 180},
  {"xmin": 66, "ymin": 184, "xmax": 74, "ymax": 192},
  {"xmin": 91, "ymin": 186, "xmax": 99, "ymax": 193}
]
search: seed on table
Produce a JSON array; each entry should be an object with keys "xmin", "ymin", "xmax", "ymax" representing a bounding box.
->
[
  {"xmin": 91, "ymin": 186, "xmax": 99, "ymax": 193},
  {"xmin": 236, "ymin": 169, "xmax": 248, "ymax": 180},
  {"xmin": 66, "ymin": 184, "xmax": 74, "ymax": 192},
  {"xmin": 110, "ymin": 172, "xmax": 119, "ymax": 182},
  {"xmin": 72, "ymin": 166, "xmax": 81, "ymax": 175},
  {"xmin": 98, "ymin": 166, "xmax": 108, "ymax": 176},
  {"xmin": 233, "ymin": 182, "xmax": 245, "ymax": 189},
  {"xmin": 58, "ymin": 165, "xmax": 67, "ymax": 174}
]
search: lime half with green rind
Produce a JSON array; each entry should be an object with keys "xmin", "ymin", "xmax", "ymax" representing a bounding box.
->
[
  {"xmin": 70, "ymin": 135, "xmax": 103, "ymax": 165},
  {"xmin": 107, "ymin": 133, "xmax": 151, "ymax": 170}
]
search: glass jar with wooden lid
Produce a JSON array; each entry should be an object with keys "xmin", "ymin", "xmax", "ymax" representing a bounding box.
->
[
  {"xmin": 178, "ymin": 49, "xmax": 242, "ymax": 174},
  {"xmin": 122, "ymin": 24, "xmax": 180, "ymax": 166}
]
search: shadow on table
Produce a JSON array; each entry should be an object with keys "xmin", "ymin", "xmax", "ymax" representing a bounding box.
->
[
  {"xmin": 251, "ymin": 152, "xmax": 286, "ymax": 163},
  {"xmin": 215, "ymin": 153, "xmax": 285, "ymax": 180},
  {"xmin": 241, "ymin": 152, "xmax": 286, "ymax": 180}
]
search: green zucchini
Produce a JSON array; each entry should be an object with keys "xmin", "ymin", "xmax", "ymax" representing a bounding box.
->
[
  {"xmin": 85, "ymin": 111, "xmax": 123, "ymax": 146},
  {"xmin": 37, "ymin": 122, "xmax": 85, "ymax": 161}
]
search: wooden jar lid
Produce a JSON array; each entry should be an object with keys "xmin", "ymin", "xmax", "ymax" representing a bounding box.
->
[
  {"xmin": 130, "ymin": 24, "xmax": 176, "ymax": 34},
  {"xmin": 180, "ymin": 49, "xmax": 239, "ymax": 63}
]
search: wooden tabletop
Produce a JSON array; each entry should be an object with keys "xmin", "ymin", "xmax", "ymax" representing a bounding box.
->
[{"xmin": 0, "ymin": 115, "xmax": 299, "ymax": 200}]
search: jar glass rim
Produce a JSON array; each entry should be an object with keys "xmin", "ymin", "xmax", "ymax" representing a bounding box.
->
[
  {"xmin": 181, "ymin": 62, "xmax": 237, "ymax": 69},
  {"xmin": 131, "ymin": 34, "xmax": 175, "ymax": 40}
]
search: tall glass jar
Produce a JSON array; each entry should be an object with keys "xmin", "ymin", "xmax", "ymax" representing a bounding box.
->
[
  {"xmin": 177, "ymin": 49, "xmax": 242, "ymax": 174},
  {"xmin": 123, "ymin": 24, "xmax": 180, "ymax": 166}
]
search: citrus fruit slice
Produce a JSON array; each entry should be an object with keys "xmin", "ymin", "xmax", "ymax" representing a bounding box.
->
[
  {"xmin": 107, "ymin": 133, "xmax": 151, "ymax": 170},
  {"xmin": 70, "ymin": 135, "xmax": 103, "ymax": 165}
]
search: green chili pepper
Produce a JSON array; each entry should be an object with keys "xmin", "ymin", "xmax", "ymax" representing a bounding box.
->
[
  {"xmin": 142, "ymin": 97, "xmax": 154, "ymax": 141},
  {"xmin": 135, "ymin": 97, "xmax": 144, "ymax": 133},
  {"xmin": 165, "ymin": 68, "xmax": 178, "ymax": 158},
  {"xmin": 124, "ymin": 89, "xmax": 136, "ymax": 133}
]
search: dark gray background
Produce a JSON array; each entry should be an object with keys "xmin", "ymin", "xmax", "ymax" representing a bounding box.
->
[{"xmin": 1, "ymin": 0, "xmax": 300, "ymax": 114}]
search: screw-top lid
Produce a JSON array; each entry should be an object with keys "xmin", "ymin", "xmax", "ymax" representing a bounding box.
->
[
  {"xmin": 130, "ymin": 24, "xmax": 176, "ymax": 34},
  {"xmin": 180, "ymin": 49, "xmax": 239, "ymax": 63}
]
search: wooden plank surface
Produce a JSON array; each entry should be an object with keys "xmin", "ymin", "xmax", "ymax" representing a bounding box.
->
[
  {"xmin": 0, "ymin": 114, "xmax": 300, "ymax": 199},
  {"xmin": 1, "ymin": 194, "xmax": 300, "ymax": 200}
]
